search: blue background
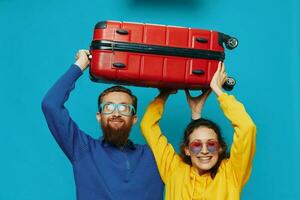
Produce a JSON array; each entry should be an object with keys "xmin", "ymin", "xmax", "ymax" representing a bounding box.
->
[{"xmin": 1, "ymin": 0, "xmax": 299, "ymax": 199}]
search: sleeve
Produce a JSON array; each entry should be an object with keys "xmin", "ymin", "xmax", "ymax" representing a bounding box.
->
[
  {"xmin": 41, "ymin": 64, "xmax": 92, "ymax": 163},
  {"xmin": 218, "ymin": 93, "xmax": 256, "ymax": 189},
  {"xmin": 140, "ymin": 97, "xmax": 181, "ymax": 183}
]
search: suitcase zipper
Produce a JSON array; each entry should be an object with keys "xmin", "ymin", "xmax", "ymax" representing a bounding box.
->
[{"xmin": 91, "ymin": 40, "xmax": 225, "ymax": 61}]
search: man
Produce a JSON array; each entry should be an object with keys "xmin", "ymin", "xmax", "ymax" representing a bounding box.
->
[{"xmin": 41, "ymin": 50, "xmax": 164, "ymax": 200}]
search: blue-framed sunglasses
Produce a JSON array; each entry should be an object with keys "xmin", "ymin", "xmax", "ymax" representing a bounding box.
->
[{"xmin": 99, "ymin": 103, "xmax": 136, "ymax": 116}]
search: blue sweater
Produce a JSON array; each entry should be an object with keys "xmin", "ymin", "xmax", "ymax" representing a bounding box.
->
[{"xmin": 41, "ymin": 65, "xmax": 164, "ymax": 200}]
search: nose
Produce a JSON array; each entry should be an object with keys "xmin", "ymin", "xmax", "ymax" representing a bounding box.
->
[
  {"xmin": 200, "ymin": 145, "xmax": 209, "ymax": 154},
  {"xmin": 112, "ymin": 109, "xmax": 121, "ymax": 116}
]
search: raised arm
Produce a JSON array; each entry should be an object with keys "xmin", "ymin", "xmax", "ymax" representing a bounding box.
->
[
  {"xmin": 140, "ymin": 89, "xmax": 181, "ymax": 183},
  {"xmin": 41, "ymin": 50, "xmax": 91, "ymax": 162},
  {"xmin": 212, "ymin": 62, "xmax": 256, "ymax": 188}
]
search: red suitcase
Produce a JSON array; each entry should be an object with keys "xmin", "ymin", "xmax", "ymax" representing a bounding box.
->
[{"xmin": 89, "ymin": 20, "xmax": 238, "ymax": 90}]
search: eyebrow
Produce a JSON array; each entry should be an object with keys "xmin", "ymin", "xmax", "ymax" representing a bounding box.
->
[
  {"xmin": 191, "ymin": 139, "xmax": 218, "ymax": 143},
  {"xmin": 103, "ymin": 102, "xmax": 132, "ymax": 105}
]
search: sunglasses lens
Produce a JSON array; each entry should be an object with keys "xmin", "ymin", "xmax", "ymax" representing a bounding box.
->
[
  {"xmin": 207, "ymin": 141, "xmax": 219, "ymax": 153},
  {"xmin": 106, "ymin": 104, "xmax": 115, "ymax": 111},
  {"xmin": 189, "ymin": 141, "xmax": 202, "ymax": 155},
  {"xmin": 102, "ymin": 103, "xmax": 115, "ymax": 114},
  {"xmin": 118, "ymin": 104, "xmax": 132, "ymax": 116}
]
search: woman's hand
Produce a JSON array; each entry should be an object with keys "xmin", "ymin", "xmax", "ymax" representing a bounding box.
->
[
  {"xmin": 210, "ymin": 62, "xmax": 227, "ymax": 96},
  {"xmin": 185, "ymin": 89, "xmax": 211, "ymax": 120},
  {"xmin": 157, "ymin": 88, "xmax": 178, "ymax": 101}
]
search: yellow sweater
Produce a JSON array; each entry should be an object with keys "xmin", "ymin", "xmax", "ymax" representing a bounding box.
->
[{"xmin": 140, "ymin": 93, "xmax": 256, "ymax": 200}]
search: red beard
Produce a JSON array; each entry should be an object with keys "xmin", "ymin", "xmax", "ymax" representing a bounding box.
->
[{"xmin": 101, "ymin": 116, "xmax": 133, "ymax": 148}]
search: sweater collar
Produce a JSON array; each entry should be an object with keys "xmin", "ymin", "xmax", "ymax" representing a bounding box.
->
[
  {"xmin": 100, "ymin": 137, "xmax": 137, "ymax": 150},
  {"xmin": 190, "ymin": 166, "xmax": 211, "ymax": 179}
]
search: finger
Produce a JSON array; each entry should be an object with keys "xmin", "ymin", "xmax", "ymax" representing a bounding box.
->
[
  {"xmin": 84, "ymin": 50, "xmax": 91, "ymax": 56},
  {"xmin": 201, "ymin": 88, "xmax": 210, "ymax": 93},
  {"xmin": 199, "ymin": 89, "xmax": 210, "ymax": 99},
  {"xmin": 220, "ymin": 62, "xmax": 225, "ymax": 74},
  {"xmin": 204, "ymin": 88, "xmax": 212, "ymax": 96},
  {"xmin": 79, "ymin": 49, "xmax": 88, "ymax": 56},
  {"xmin": 222, "ymin": 78, "xmax": 227, "ymax": 85},
  {"xmin": 222, "ymin": 75, "xmax": 227, "ymax": 84},
  {"xmin": 169, "ymin": 89, "xmax": 178, "ymax": 94},
  {"xmin": 217, "ymin": 61, "xmax": 222, "ymax": 72},
  {"xmin": 185, "ymin": 89, "xmax": 191, "ymax": 98}
]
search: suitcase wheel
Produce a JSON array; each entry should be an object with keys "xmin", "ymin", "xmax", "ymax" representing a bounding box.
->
[
  {"xmin": 225, "ymin": 37, "xmax": 238, "ymax": 50},
  {"xmin": 223, "ymin": 77, "xmax": 236, "ymax": 91}
]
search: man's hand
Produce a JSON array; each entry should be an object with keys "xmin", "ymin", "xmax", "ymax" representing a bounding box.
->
[
  {"xmin": 210, "ymin": 62, "xmax": 227, "ymax": 96},
  {"xmin": 74, "ymin": 49, "xmax": 90, "ymax": 71}
]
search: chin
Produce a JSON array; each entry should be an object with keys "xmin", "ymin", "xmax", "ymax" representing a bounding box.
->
[
  {"xmin": 193, "ymin": 161, "xmax": 217, "ymax": 173},
  {"xmin": 108, "ymin": 122, "xmax": 125, "ymax": 129},
  {"xmin": 198, "ymin": 165, "xmax": 213, "ymax": 171}
]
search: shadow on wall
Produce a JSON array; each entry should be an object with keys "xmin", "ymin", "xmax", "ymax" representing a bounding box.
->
[{"xmin": 130, "ymin": 0, "xmax": 200, "ymax": 8}]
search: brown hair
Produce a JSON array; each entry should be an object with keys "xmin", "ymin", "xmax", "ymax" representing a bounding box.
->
[
  {"xmin": 180, "ymin": 118, "xmax": 229, "ymax": 179},
  {"xmin": 98, "ymin": 86, "xmax": 137, "ymax": 115}
]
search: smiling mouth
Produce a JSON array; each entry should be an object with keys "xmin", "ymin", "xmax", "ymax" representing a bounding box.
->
[
  {"xmin": 109, "ymin": 120, "xmax": 124, "ymax": 123},
  {"xmin": 109, "ymin": 118, "xmax": 125, "ymax": 124},
  {"xmin": 198, "ymin": 156, "xmax": 213, "ymax": 163}
]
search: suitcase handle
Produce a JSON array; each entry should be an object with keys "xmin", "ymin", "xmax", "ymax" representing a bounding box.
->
[
  {"xmin": 113, "ymin": 62, "xmax": 126, "ymax": 68},
  {"xmin": 192, "ymin": 70, "xmax": 236, "ymax": 90},
  {"xmin": 91, "ymin": 40, "xmax": 225, "ymax": 61},
  {"xmin": 195, "ymin": 37, "xmax": 208, "ymax": 43},
  {"xmin": 192, "ymin": 69, "xmax": 205, "ymax": 75},
  {"xmin": 116, "ymin": 29, "xmax": 129, "ymax": 35}
]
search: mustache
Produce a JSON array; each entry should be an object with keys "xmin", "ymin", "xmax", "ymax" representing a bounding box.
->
[{"xmin": 108, "ymin": 116, "xmax": 125, "ymax": 122}]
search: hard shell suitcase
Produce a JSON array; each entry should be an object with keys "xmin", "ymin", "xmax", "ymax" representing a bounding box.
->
[{"xmin": 89, "ymin": 20, "xmax": 238, "ymax": 90}]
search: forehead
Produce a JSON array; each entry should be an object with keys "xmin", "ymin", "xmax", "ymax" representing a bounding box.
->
[
  {"xmin": 102, "ymin": 91, "xmax": 133, "ymax": 104},
  {"xmin": 189, "ymin": 127, "xmax": 218, "ymax": 142}
]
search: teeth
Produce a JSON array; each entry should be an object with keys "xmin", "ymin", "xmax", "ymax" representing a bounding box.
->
[{"xmin": 199, "ymin": 157, "xmax": 211, "ymax": 161}]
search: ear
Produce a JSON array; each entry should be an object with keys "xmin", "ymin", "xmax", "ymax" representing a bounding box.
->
[
  {"xmin": 96, "ymin": 112, "xmax": 101, "ymax": 123},
  {"xmin": 184, "ymin": 146, "xmax": 191, "ymax": 156},
  {"xmin": 132, "ymin": 115, "xmax": 138, "ymax": 125},
  {"xmin": 218, "ymin": 147, "xmax": 223, "ymax": 154}
]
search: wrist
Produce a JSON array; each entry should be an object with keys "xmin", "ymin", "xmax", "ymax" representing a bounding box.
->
[
  {"xmin": 213, "ymin": 88, "xmax": 223, "ymax": 97},
  {"xmin": 75, "ymin": 59, "xmax": 89, "ymax": 71},
  {"xmin": 191, "ymin": 112, "xmax": 200, "ymax": 120},
  {"xmin": 157, "ymin": 94, "xmax": 169, "ymax": 101}
]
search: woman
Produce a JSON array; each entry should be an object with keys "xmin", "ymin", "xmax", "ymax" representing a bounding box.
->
[{"xmin": 140, "ymin": 62, "xmax": 256, "ymax": 200}]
